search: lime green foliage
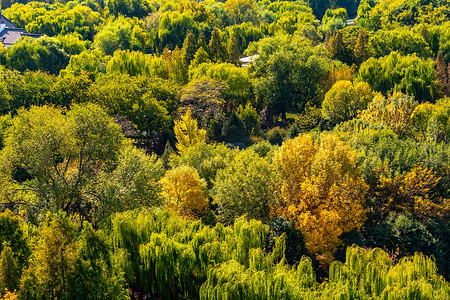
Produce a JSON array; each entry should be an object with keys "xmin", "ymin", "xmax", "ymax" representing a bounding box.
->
[
  {"xmin": 323, "ymin": 247, "xmax": 450, "ymax": 299},
  {"xmin": 107, "ymin": 50, "xmax": 169, "ymax": 78},
  {"xmin": 169, "ymin": 142, "xmax": 234, "ymax": 189},
  {"xmin": 111, "ymin": 208, "xmax": 449, "ymax": 299},
  {"xmin": 358, "ymin": 52, "xmax": 437, "ymax": 102},
  {"xmin": 322, "ymin": 8, "xmax": 347, "ymax": 31},
  {"xmin": 369, "ymin": 28, "xmax": 433, "ymax": 58},
  {"xmin": 110, "ymin": 208, "xmax": 278, "ymax": 299},
  {"xmin": 322, "ymin": 80, "xmax": 373, "ymax": 124},
  {"xmin": 4, "ymin": 2, "xmax": 101, "ymax": 40},
  {"xmin": 189, "ymin": 62, "xmax": 252, "ymax": 107},
  {"xmin": 237, "ymin": 103, "xmax": 261, "ymax": 136},
  {"xmin": 357, "ymin": 0, "xmax": 450, "ymax": 30}
]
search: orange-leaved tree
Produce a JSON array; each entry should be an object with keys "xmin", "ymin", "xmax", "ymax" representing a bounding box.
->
[{"xmin": 271, "ymin": 133, "xmax": 368, "ymax": 265}]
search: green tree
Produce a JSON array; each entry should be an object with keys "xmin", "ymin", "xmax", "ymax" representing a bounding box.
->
[
  {"xmin": 0, "ymin": 104, "xmax": 124, "ymax": 218},
  {"xmin": 20, "ymin": 212, "xmax": 78, "ymax": 300},
  {"xmin": 237, "ymin": 103, "xmax": 261, "ymax": 136},
  {"xmin": 227, "ymin": 33, "xmax": 241, "ymax": 66},
  {"xmin": 248, "ymin": 34, "xmax": 335, "ymax": 120},
  {"xmin": 354, "ymin": 29, "xmax": 369, "ymax": 64},
  {"xmin": 208, "ymin": 27, "xmax": 227, "ymax": 63},
  {"xmin": 0, "ymin": 244, "xmax": 20, "ymax": 295},
  {"xmin": 328, "ymin": 29, "xmax": 353, "ymax": 65},
  {"xmin": 6, "ymin": 36, "xmax": 70, "ymax": 75},
  {"xmin": 106, "ymin": 0, "xmax": 154, "ymax": 18},
  {"xmin": 213, "ymin": 149, "xmax": 273, "ymax": 224},
  {"xmin": 67, "ymin": 222, "xmax": 128, "ymax": 300},
  {"xmin": 190, "ymin": 47, "xmax": 211, "ymax": 68},
  {"xmin": 0, "ymin": 210, "xmax": 30, "ymax": 271},
  {"xmin": 322, "ymin": 80, "xmax": 373, "ymax": 124},
  {"xmin": 221, "ymin": 112, "xmax": 249, "ymax": 144},
  {"xmin": 436, "ymin": 51, "xmax": 449, "ymax": 97},
  {"xmin": 93, "ymin": 145, "xmax": 165, "ymax": 221},
  {"xmin": 181, "ymin": 30, "xmax": 197, "ymax": 67},
  {"xmin": 359, "ymin": 52, "xmax": 438, "ymax": 102}
]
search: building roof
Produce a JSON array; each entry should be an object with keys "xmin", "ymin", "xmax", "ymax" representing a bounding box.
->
[
  {"xmin": 0, "ymin": 28, "xmax": 42, "ymax": 47},
  {"xmin": 0, "ymin": 12, "xmax": 15, "ymax": 28},
  {"xmin": 239, "ymin": 54, "xmax": 259, "ymax": 67},
  {"xmin": 0, "ymin": 12, "xmax": 42, "ymax": 47}
]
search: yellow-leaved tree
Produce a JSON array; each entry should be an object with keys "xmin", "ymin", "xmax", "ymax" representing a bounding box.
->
[
  {"xmin": 272, "ymin": 133, "xmax": 368, "ymax": 265},
  {"xmin": 359, "ymin": 92, "xmax": 418, "ymax": 136},
  {"xmin": 174, "ymin": 108, "xmax": 206, "ymax": 153},
  {"xmin": 159, "ymin": 166, "xmax": 209, "ymax": 218}
]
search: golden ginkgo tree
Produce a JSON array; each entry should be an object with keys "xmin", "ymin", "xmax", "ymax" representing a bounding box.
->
[
  {"xmin": 174, "ymin": 108, "xmax": 206, "ymax": 153},
  {"xmin": 159, "ymin": 165, "xmax": 209, "ymax": 218},
  {"xmin": 271, "ymin": 133, "xmax": 368, "ymax": 265}
]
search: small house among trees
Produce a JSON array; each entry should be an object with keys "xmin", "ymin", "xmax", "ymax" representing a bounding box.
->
[{"xmin": 0, "ymin": 12, "xmax": 41, "ymax": 47}]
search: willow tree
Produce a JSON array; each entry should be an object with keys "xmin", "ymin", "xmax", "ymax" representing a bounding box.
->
[
  {"xmin": 271, "ymin": 133, "xmax": 368, "ymax": 265},
  {"xmin": 109, "ymin": 209, "xmax": 276, "ymax": 299},
  {"xmin": 323, "ymin": 246, "xmax": 450, "ymax": 299}
]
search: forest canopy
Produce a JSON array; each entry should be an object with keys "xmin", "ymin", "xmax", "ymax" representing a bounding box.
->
[{"xmin": 0, "ymin": 0, "xmax": 449, "ymax": 298}]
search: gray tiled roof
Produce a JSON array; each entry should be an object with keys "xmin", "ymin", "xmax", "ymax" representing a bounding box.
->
[
  {"xmin": 0, "ymin": 13, "xmax": 15, "ymax": 28},
  {"xmin": 0, "ymin": 12, "xmax": 42, "ymax": 47}
]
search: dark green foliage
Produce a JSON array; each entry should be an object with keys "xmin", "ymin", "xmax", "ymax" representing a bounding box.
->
[
  {"xmin": 249, "ymin": 34, "xmax": 335, "ymax": 119},
  {"xmin": 221, "ymin": 112, "xmax": 249, "ymax": 144},
  {"xmin": 67, "ymin": 223, "xmax": 128, "ymax": 300},
  {"xmin": 106, "ymin": 0, "xmax": 154, "ymax": 18},
  {"xmin": 267, "ymin": 128, "xmax": 284, "ymax": 146},
  {"xmin": 0, "ymin": 244, "xmax": 20, "ymax": 294},
  {"xmin": 0, "ymin": 210, "xmax": 29, "ymax": 270},
  {"xmin": 328, "ymin": 29, "xmax": 354, "ymax": 65},
  {"xmin": 267, "ymin": 217, "xmax": 311, "ymax": 266},
  {"xmin": 181, "ymin": 30, "xmax": 197, "ymax": 67},
  {"xmin": 208, "ymin": 27, "xmax": 227, "ymax": 63}
]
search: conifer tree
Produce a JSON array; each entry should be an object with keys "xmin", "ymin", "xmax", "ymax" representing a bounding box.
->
[
  {"xmin": 329, "ymin": 29, "xmax": 351, "ymax": 65},
  {"xmin": 208, "ymin": 28, "xmax": 226, "ymax": 63},
  {"xmin": 170, "ymin": 46, "xmax": 188, "ymax": 84},
  {"xmin": 181, "ymin": 31, "xmax": 197, "ymax": 67},
  {"xmin": 191, "ymin": 47, "xmax": 211, "ymax": 68},
  {"xmin": 436, "ymin": 51, "xmax": 449, "ymax": 97},
  {"xmin": 197, "ymin": 32, "xmax": 207, "ymax": 50},
  {"xmin": 227, "ymin": 34, "xmax": 241, "ymax": 66},
  {"xmin": 354, "ymin": 29, "xmax": 369, "ymax": 65}
]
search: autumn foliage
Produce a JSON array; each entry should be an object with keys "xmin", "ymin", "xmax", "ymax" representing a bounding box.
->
[
  {"xmin": 272, "ymin": 133, "xmax": 368, "ymax": 264},
  {"xmin": 159, "ymin": 166, "xmax": 209, "ymax": 218}
]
